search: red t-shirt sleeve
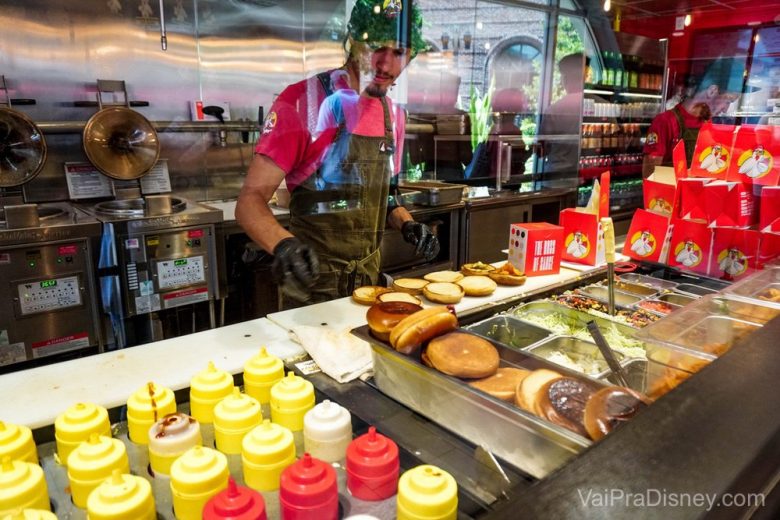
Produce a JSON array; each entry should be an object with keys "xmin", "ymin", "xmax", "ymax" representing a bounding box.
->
[
  {"xmin": 254, "ymin": 94, "xmax": 309, "ymax": 174},
  {"xmin": 644, "ymin": 111, "xmax": 675, "ymax": 159}
]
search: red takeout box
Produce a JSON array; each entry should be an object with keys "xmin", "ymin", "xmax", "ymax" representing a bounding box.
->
[
  {"xmin": 643, "ymin": 166, "xmax": 677, "ymax": 217},
  {"xmin": 508, "ymin": 222, "xmax": 564, "ymax": 276},
  {"xmin": 703, "ymin": 181, "xmax": 756, "ymax": 228},
  {"xmin": 677, "ymin": 177, "xmax": 711, "ymax": 221},
  {"xmin": 708, "ymin": 227, "xmax": 761, "ymax": 281},
  {"xmin": 689, "ymin": 122, "xmax": 737, "ymax": 181},
  {"xmin": 560, "ymin": 209, "xmax": 603, "ymax": 266},
  {"xmin": 759, "ymin": 186, "xmax": 780, "ymax": 231},
  {"xmin": 729, "ymin": 125, "xmax": 780, "ymax": 186},
  {"xmin": 622, "ymin": 209, "xmax": 671, "ymax": 263},
  {"xmin": 667, "ymin": 217, "xmax": 712, "ymax": 275}
]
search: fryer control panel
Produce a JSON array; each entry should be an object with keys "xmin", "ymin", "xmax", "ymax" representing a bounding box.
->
[
  {"xmin": 157, "ymin": 256, "xmax": 205, "ymax": 289},
  {"xmin": 17, "ymin": 275, "xmax": 82, "ymax": 315}
]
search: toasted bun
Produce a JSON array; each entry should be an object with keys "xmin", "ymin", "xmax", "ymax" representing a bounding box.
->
[
  {"xmin": 377, "ymin": 291, "xmax": 423, "ymax": 306},
  {"xmin": 352, "ymin": 285, "xmax": 391, "ymax": 305},
  {"xmin": 366, "ymin": 301, "xmax": 424, "ymax": 342},
  {"xmin": 423, "ymin": 282, "xmax": 465, "ymax": 304},
  {"xmin": 514, "ymin": 369, "xmax": 562, "ymax": 414},
  {"xmin": 392, "ymin": 278, "xmax": 429, "ymax": 295},
  {"xmin": 424, "ymin": 270, "xmax": 464, "ymax": 283},
  {"xmin": 461, "ymin": 261, "xmax": 497, "ymax": 276},
  {"xmin": 425, "ymin": 332, "xmax": 500, "ymax": 379},
  {"xmin": 584, "ymin": 386, "xmax": 649, "ymax": 440},
  {"xmin": 468, "ymin": 367, "xmax": 531, "ymax": 401},
  {"xmin": 457, "ymin": 276, "xmax": 497, "ymax": 296},
  {"xmin": 536, "ymin": 377, "xmax": 595, "ymax": 438},
  {"xmin": 488, "ymin": 262, "xmax": 527, "ymax": 286},
  {"xmin": 389, "ymin": 307, "xmax": 458, "ymax": 355}
]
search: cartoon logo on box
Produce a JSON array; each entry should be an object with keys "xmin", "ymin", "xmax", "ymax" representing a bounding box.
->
[
  {"xmin": 717, "ymin": 247, "xmax": 747, "ymax": 280},
  {"xmin": 737, "ymin": 145, "xmax": 773, "ymax": 179},
  {"xmin": 698, "ymin": 144, "xmax": 729, "ymax": 174},
  {"xmin": 629, "ymin": 230, "xmax": 656, "ymax": 258},
  {"xmin": 564, "ymin": 231, "xmax": 589, "ymax": 259},
  {"xmin": 648, "ymin": 197, "xmax": 673, "ymax": 215},
  {"xmin": 673, "ymin": 239, "xmax": 703, "ymax": 267}
]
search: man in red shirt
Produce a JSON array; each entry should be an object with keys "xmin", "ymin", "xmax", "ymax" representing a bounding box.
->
[
  {"xmin": 236, "ymin": 0, "xmax": 436, "ymax": 308},
  {"xmin": 643, "ymin": 58, "xmax": 742, "ymax": 178}
]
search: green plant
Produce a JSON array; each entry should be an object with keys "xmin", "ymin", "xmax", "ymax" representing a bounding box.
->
[{"xmin": 468, "ymin": 79, "xmax": 495, "ymax": 153}]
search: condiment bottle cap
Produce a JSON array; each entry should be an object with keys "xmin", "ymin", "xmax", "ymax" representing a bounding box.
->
[
  {"xmin": 202, "ymin": 477, "xmax": 267, "ymax": 520},
  {"xmin": 279, "ymin": 453, "xmax": 337, "ymax": 508}
]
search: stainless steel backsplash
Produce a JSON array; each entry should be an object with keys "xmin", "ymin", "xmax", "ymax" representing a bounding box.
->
[{"xmin": 0, "ymin": 0, "xmax": 346, "ymax": 202}]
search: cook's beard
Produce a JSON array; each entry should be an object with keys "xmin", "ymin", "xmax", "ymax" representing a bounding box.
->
[{"xmin": 365, "ymin": 83, "xmax": 388, "ymax": 97}]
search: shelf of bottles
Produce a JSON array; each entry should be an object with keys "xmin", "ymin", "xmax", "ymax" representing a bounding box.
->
[{"xmin": 578, "ymin": 50, "xmax": 665, "ymax": 184}]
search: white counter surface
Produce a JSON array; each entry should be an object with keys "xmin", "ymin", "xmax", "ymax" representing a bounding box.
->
[
  {"xmin": 266, "ymin": 265, "xmax": 604, "ymax": 333},
  {"xmin": 1, "ymin": 261, "xmax": 608, "ymax": 430},
  {"xmin": 0, "ymin": 318, "xmax": 302, "ymax": 429}
]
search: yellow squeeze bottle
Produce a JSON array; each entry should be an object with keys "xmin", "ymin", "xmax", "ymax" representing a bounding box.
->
[
  {"xmin": 269, "ymin": 372, "xmax": 314, "ymax": 432},
  {"xmin": 0, "ymin": 457, "xmax": 50, "ymax": 514},
  {"xmin": 189, "ymin": 362, "xmax": 234, "ymax": 424},
  {"xmin": 54, "ymin": 402, "xmax": 110, "ymax": 466},
  {"xmin": 243, "ymin": 347, "xmax": 284, "ymax": 405},
  {"xmin": 66, "ymin": 433, "xmax": 130, "ymax": 508},
  {"xmin": 0, "ymin": 509, "xmax": 57, "ymax": 520},
  {"xmin": 126, "ymin": 382, "xmax": 176, "ymax": 445},
  {"xmin": 169, "ymin": 446, "xmax": 229, "ymax": 520},
  {"xmin": 0, "ymin": 422, "xmax": 37, "ymax": 464},
  {"xmin": 147, "ymin": 413, "xmax": 201, "ymax": 477},
  {"xmin": 86, "ymin": 469, "xmax": 156, "ymax": 520},
  {"xmin": 241, "ymin": 419, "xmax": 295, "ymax": 492},
  {"xmin": 213, "ymin": 388, "xmax": 262, "ymax": 455},
  {"xmin": 397, "ymin": 465, "xmax": 458, "ymax": 520}
]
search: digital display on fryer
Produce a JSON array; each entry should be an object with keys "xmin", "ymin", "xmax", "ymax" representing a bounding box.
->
[
  {"xmin": 40, "ymin": 279, "xmax": 58, "ymax": 289},
  {"xmin": 174, "ymin": 259, "xmax": 188, "ymax": 266}
]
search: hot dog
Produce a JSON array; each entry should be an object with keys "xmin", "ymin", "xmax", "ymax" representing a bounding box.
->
[{"xmin": 389, "ymin": 306, "xmax": 458, "ymax": 355}]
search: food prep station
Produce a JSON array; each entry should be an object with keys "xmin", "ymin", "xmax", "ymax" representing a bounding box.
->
[{"xmin": 5, "ymin": 261, "xmax": 780, "ymax": 518}]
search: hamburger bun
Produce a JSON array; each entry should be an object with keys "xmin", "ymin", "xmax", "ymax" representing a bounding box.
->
[
  {"xmin": 514, "ymin": 369, "xmax": 562, "ymax": 414},
  {"xmin": 488, "ymin": 262, "xmax": 527, "ymax": 286},
  {"xmin": 584, "ymin": 386, "xmax": 649, "ymax": 440},
  {"xmin": 425, "ymin": 332, "xmax": 500, "ymax": 379},
  {"xmin": 392, "ymin": 278, "xmax": 429, "ymax": 295},
  {"xmin": 377, "ymin": 291, "xmax": 423, "ymax": 306},
  {"xmin": 366, "ymin": 301, "xmax": 423, "ymax": 342},
  {"xmin": 389, "ymin": 306, "xmax": 458, "ymax": 355},
  {"xmin": 423, "ymin": 282, "xmax": 465, "ymax": 304},
  {"xmin": 461, "ymin": 261, "xmax": 497, "ymax": 276},
  {"xmin": 423, "ymin": 270, "xmax": 464, "ymax": 283},
  {"xmin": 536, "ymin": 377, "xmax": 595, "ymax": 438},
  {"xmin": 457, "ymin": 276, "xmax": 497, "ymax": 296},
  {"xmin": 468, "ymin": 367, "xmax": 531, "ymax": 401},
  {"xmin": 352, "ymin": 285, "xmax": 391, "ymax": 305}
]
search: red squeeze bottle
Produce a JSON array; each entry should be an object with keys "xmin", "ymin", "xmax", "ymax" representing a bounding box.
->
[
  {"xmin": 346, "ymin": 426, "xmax": 400, "ymax": 501},
  {"xmin": 202, "ymin": 477, "xmax": 267, "ymax": 520},
  {"xmin": 279, "ymin": 453, "xmax": 338, "ymax": 520}
]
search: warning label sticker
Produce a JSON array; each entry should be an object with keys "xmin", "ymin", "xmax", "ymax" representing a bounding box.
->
[
  {"xmin": 163, "ymin": 287, "xmax": 209, "ymax": 309},
  {"xmin": 31, "ymin": 332, "xmax": 90, "ymax": 358}
]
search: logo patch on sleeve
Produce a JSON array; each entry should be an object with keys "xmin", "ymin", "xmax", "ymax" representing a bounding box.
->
[
  {"xmin": 262, "ymin": 112, "xmax": 277, "ymax": 135},
  {"xmin": 647, "ymin": 132, "xmax": 658, "ymax": 146}
]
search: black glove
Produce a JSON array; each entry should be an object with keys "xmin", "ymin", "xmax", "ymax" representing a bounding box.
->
[
  {"xmin": 401, "ymin": 221, "xmax": 440, "ymax": 261},
  {"xmin": 272, "ymin": 237, "xmax": 320, "ymax": 302}
]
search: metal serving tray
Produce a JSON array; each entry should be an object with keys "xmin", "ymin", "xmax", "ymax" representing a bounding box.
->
[
  {"xmin": 508, "ymin": 300, "xmax": 648, "ymax": 359},
  {"xmin": 354, "ymin": 326, "xmax": 605, "ymax": 478},
  {"xmin": 674, "ymin": 283, "xmax": 719, "ymax": 297},
  {"xmin": 576, "ymin": 285, "xmax": 644, "ymax": 307},
  {"xmin": 724, "ymin": 268, "xmax": 780, "ymax": 309},
  {"xmin": 618, "ymin": 273, "xmax": 678, "ymax": 291},
  {"xmin": 466, "ymin": 315, "xmax": 552, "ymax": 350},
  {"xmin": 636, "ymin": 298, "xmax": 681, "ymax": 316},
  {"xmin": 524, "ymin": 336, "xmax": 626, "ymax": 379},
  {"xmin": 612, "ymin": 280, "xmax": 660, "ymax": 297},
  {"xmin": 398, "ymin": 181, "xmax": 466, "ymax": 206},
  {"xmin": 657, "ymin": 292, "xmax": 696, "ymax": 306}
]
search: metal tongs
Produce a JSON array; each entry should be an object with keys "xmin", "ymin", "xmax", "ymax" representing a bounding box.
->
[
  {"xmin": 587, "ymin": 320, "xmax": 629, "ymax": 387},
  {"xmin": 601, "ymin": 217, "xmax": 616, "ymax": 315}
]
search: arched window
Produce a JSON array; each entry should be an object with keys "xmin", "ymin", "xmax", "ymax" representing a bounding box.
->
[{"xmin": 485, "ymin": 37, "xmax": 543, "ymax": 115}]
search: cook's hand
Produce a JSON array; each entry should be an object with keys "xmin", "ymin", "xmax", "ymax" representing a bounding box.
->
[
  {"xmin": 272, "ymin": 237, "xmax": 320, "ymax": 301},
  {"xmin": 402, "ymin": 221, "xmax": 440, "ymax": 261}
]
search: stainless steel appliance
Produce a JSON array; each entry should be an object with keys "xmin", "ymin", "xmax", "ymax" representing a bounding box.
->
[
  {"xmin": 76, "ymin": 195, "xmax": 223, "ymax": 346},
  {"xmin": 0, "ymin": 77, "xmax": 103, "ymax": 369}
]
